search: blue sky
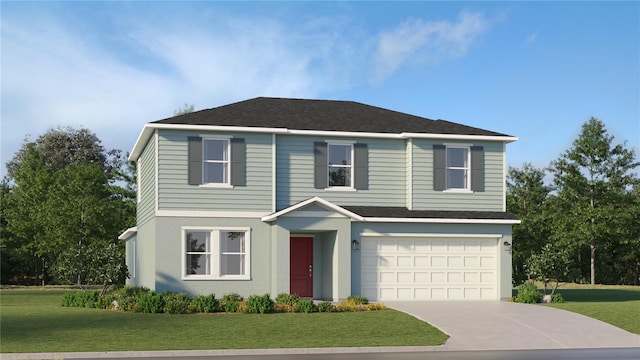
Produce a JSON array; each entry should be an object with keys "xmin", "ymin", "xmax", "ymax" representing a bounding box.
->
[{"xmin": 2, "ymin": 1, "xmax": 638, "ymax": 177}]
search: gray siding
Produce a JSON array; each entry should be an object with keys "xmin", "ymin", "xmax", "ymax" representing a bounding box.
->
[
  {"xmin": 156, "ymin": 130, "xmax": 273, "ymax": 212},
  {"xmin": 135, "ymin": 219, "xmax": 157, "ymax": 290},
  {"xmin": 276, "ymin": 135, "xmax": 406, "ymax": 209},
  {"xmin": 411, "ymin": 140, "xmax": 504, "ymax": 211},
  {"xmin": 137, "ymin": 134, "xmax": 156, "ymax": 226}
]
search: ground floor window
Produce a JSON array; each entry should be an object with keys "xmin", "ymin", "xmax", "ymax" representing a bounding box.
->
[{"xmin": 182, "ymin": 227, "xmax": 250, "ymax": 280}]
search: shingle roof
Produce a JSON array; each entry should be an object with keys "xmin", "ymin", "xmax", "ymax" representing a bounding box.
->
[
  {"xmin": 154, "ymin": 97, "xmax": 511, "ymax": 137},
  {"xmin": 341, "ymin": 206, "xmax": 519, "ymax": 221}
]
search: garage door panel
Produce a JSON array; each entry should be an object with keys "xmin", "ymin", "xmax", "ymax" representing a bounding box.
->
[
  {"xmin": 414, "ymin": 256, "xmax": 429, "ymax": 267},
  {"xmin": 431, "ymin": 256, "xmax": 446, "ymax": 267},
  {"xmin": 361, "ymin": 237, "xmax": 498, "ymax": 301}
]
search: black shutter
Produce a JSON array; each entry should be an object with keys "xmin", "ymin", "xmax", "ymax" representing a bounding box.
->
[
  {"xmin": 230, "ymin": 138, "xmax": 245, "ymax": 186},
  {"xmin": 188, "ymin": 136, "xmax": 202, "ymax": 185},
  {"xmin": 314, "ymin": 142, "xmax": 328, "ymax": 189},
  {"xmin": 433, "ymin": 144, "xmax": 446, "ymax": 191},
  {"xmin": 354, "ymin": 143, "xmax": 368, "ymax": 190},
  {"xmin": 471, "ymin": 146, "xmax": 484, "ymax": 192}
]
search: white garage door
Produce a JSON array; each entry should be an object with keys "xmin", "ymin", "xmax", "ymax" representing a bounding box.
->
[{"xmin": 361, "ymin": 236, "xmax": 498, "ymax": 301}]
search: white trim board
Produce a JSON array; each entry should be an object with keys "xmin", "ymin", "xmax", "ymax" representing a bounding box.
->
[{"xmin": 129, "ymin": 123, "xmax": 518, "ymax": 161}]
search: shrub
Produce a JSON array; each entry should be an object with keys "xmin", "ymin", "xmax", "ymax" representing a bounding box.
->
[
  {"xmin": 161, "ymin": 292, "xmax": 191, "ymax": 314},
  {"xmin": 336, "ymin": 300, "xmax": 358, "ymax": 312},
  {"xmin": 295, "ymin": 299, "xmax": 318, "ymax": 313},
  {"xmin": 221, "ymin": 293, "xmax": 243, "ymax": 312},
  {"xmin": 516, "ymin": 282, "xmax": 542, "ymax": 304},
  {"xmin": 347, "ymin": 295, "xmax": 368, "ymax": 305},
  {"xmin": 275, "ymin": 293, "xmax": 300, "ymax": 306},
  {"xmin": 275, "ymin": 293, "xmax": 300, "ymax": 313},
  {"xmin": 366, "ymin": 303, "xmax": 387, "ymax": 311},
  {"xmin": 137, "ymin": 291, "xmax": 164, "ymax": 313},
  {"xmin": 61, "ymin": 291, "xmax": 100, "ymax": 308},
  {"xmin": 551, "ymin": 293, "xmax": 565, "ymax": 303},
  {"xmin": 317, "ymin": 301, "xmax": 335, "ymax": 313},
  {"xmin": 109, "ymin": 286, "xmax": 150, "ymax": 312},
  {"xmin": 189, "ymin": 294, "xmax": 220, "ymax": 313},
  {"xmin": 245, "ymin": 294, "xmax": 275, "ymax": 314}
]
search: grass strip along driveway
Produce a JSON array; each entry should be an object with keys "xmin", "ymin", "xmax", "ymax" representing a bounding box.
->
[
  {"xmin": 543, "ymin": 286, "xmax": 640, "ymax": 334},
  {"xmin": 0, "ymin": 290, "xmax": 448, "ymax": 353}
]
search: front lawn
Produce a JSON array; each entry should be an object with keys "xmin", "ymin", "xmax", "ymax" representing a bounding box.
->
[
  {"xmin": 526, "ymin": 284, "xmax": 640, "ymax": 334},
  {"xmin": 0, "ymin": 289, "xmax": 449, "ymax": 353}
]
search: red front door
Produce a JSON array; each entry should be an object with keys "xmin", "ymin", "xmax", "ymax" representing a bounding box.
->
[{"xmin": 290, "ymin": 237, "xmax": 313, "ymax": 297}]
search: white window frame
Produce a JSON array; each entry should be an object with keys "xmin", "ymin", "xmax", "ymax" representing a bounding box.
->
[
  {"xmin": 445, "ymin": 146, "xmax": 471, "ymax": 191},
  {"xmin": 182, "ymin": 227, "xmax": 251, "ymax": 280},
  {"xmin": 327, "ymin": 142, "xmax": 354, "ymax": 189},
  {"xmin": 202, "ymin": 138, "xmax": 230, "ymax": 186}
]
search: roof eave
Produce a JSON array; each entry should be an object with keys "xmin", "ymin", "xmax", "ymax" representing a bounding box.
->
[
  {"xmin": 361, "ymin": 217, "xmax": 521, "ymax": 224},
  {"xmin": 129, "ymin": 123, "xmax": 518, "ymax": 160}
]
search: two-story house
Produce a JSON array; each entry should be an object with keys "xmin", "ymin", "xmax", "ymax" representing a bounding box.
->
[{"xmin": 119, "ymin": 97, "xmax": 520, "ymax": 301}]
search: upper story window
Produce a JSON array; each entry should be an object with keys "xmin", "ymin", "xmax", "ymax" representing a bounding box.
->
[
  {"xmin": 188, "ymin": 136, "xmax": 245, "ymax": 186},
  {"xmin": 446, "ymin": 147, "xmax": 469, "ymax": 190},
  {"xmin": 314, "ymin": 142, "xmax": 368, "ymax": 190},
  {"xmin": 433, "ymin": 144, "xmax": 484, "ymax": 192},
  {"xmin": 203, "ymin": 139, "xmax": 229, "ymax": 184},
  {"xmin": 328, "ymin": 144, "xmax": 353, "ymax": 187}
]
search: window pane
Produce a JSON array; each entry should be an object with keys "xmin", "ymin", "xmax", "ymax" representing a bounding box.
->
[
  {"xmin": 186, "ymin": 254, "xmax": 210, "ymax": 275},
  {"xmin": 221, "ymin": 232, "xmax": 244, "ymax": 253},
  {"xmin": 204, "ymin": 162, "xmax": 227, "ymax": 183},
  {"xmin": 329, "ymin": 145, "xmax": 351, "ymax": 165},
  {"xmin": 204, "ymin": 140, "xmax": 227, "ymax": 161},
  {"xmin": 329, "ymin": 167, "xmax": 351, "ymax": 186},
  {"xmin": 447, "ymin": 169, "xmax": 467, "ymax": 189},
  {"xmin": 186, "ymin": 232, "xmax": 209, "ymax": 252},
  {"xmin": 221, "ymin": 254, "xmax": 244, "ymax": 275},
  {"xmin": 447, "ymin": 148, "xmax": 468, "ymax": 167}
]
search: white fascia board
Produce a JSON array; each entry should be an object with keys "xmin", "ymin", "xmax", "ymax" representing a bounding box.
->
[
  {"xmin": 118, "ymin": 227, "xmax": 138, "ymax": 240},
  {"xmin": 287, "ymin": 129, "xmax": 401, "ymax": 139},
  {"xmin": 360, "ymin": 232, "xmax": 504, "ymax": 238},
  {"xmin": 361, "ymin": 217, "xmax": 521, "ymax": 225},
  {"xmin": 402, "ymin": 132, "xmax": 519, "ymax": 143},
  {"xmin": 261, "ymin": 196, "xmax": 365, "ymax": 222},
  {"xmin": 129, "ymin": 123, "xmax": 519, "ymax": 161}
]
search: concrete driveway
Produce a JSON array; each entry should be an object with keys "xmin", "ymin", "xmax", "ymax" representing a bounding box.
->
[{"xmin": 384, "ymin": 301, "xmax": 640, "ymax": 351}]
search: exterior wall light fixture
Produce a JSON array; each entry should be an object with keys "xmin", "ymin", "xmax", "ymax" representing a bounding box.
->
[{"xmin": 352, "ymin": 239, "xmax": 360, "ymax": 251}]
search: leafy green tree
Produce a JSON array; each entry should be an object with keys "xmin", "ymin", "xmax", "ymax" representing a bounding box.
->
[
  {"xmin": 525, "ymin": 243, "xmax": 576, "ymax": 295},
  {"xmin": 55, "ymin": 242, "xmax": 128, "ymax": 295},
  {"xmin": 550, "ymin": 118, "xmax": 639, "ymax": 284},
  {"xmin": 3, "ymin": 145, "xmax": 55, "ymax": 284},
  {"xmin": 3, "ymin": 127, "xmax": 135, "ymax": 286},
  {"xmin": 506, "ymin": 163, "xmax": 552, "ymax": 284}
]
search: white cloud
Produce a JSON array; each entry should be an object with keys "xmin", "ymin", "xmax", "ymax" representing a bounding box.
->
[
  {"xmin": 1, "ymin": 7, "xmax": 495, "ymax": 174},
  {"xmin": 371, "ymin": 10, "xmax": 490, "ymax": 83},
  {"xmin": 526, "ymin": 32, "xmax": 538, "ymax": 44},
  {"xmin": 0, "ymin": 12, "xmax": 357, "ymax": 172}
]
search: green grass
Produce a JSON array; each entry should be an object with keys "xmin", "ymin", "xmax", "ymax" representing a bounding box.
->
[
  {"xmin": 520, "ymin": 284, "xmax": 640, "ymax": 334},
  {"xmin": 0, "ymin": 289, "xmax": 449, "ymax": 353}
]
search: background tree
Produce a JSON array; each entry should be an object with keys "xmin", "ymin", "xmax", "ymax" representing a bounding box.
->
[
  {"xmin": 549, "ymin": 117, "xmax": 639, "ymax": 285},
  {"xmin": 506, "ymin": 163, "xmax": 552, "ymax": 284},
  {"xmin": 3, "ymin": 127, "xmax": 135, "ymax": 286},
  {"xmin": 174, "ymin": 103, "xmax": 195, "ymax": 116}
]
